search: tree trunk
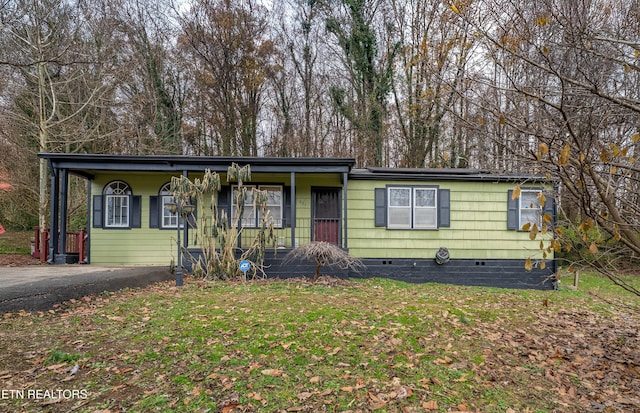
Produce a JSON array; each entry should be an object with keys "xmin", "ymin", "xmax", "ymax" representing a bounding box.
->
[{"xmin": 38, "ymin": 62, "xmax": 49, "ymax": 261}]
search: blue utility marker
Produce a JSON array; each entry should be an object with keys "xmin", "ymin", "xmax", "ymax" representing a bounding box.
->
[{"xmin": 239, "ymin": 260, "xmax": 251, "ymax": 273}]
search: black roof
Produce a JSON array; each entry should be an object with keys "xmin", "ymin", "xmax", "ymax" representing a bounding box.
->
[
  {"xmin": 38, "ymin": 153, "xmax": 356, "ymax": 178},
  {"xmin": 38, "ymin": 153, "xmax": 553, "ymax": 183},
  {"xmin": 349, "ymin": 167, "xmax": 552, "ymax": 183}
]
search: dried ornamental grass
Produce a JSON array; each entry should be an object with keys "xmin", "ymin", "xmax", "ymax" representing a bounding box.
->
[{"xmin": 283, "ymin": 241, "xmax": 365, "ymax": 280}]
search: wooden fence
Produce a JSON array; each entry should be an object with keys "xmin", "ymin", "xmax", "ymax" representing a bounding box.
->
[{"xmin": 32, "ymin": 227, "xmax": 87, "ymax": 263}]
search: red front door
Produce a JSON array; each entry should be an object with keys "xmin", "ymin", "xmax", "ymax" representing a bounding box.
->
[{"xmin": 312, "ymin": 188, "xmax": 341, "ymax": 245}]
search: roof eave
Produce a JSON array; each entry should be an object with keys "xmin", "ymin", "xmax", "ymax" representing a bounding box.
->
[
  {"xmin": 349, "ymin": 169, "xmax": 554, "ymax": 183},
  {"xmin": 38, "ymin": 153, "xmax": 356, "ymax": 174}
]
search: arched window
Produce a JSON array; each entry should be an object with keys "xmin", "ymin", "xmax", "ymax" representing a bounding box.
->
[
  {"xmin": 160, "ymin": 183, "xmax": 179, "ymax": 228},
  {"xmin": 103, "ymin": 181, "xmax": 131, "ymax": 228}
]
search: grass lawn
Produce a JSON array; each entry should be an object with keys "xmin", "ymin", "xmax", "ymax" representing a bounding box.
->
[
  {"xmin": 0, "ymin": 229, "xmax": 32, "ymax": 255},
  {"xmin": 0, "ymin": 273, "xmax": 638, "ymax": 412}
]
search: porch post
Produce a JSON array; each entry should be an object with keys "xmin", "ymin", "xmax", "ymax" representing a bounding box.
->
[
  {"xmin": 290, "ymin": 172, "xmax": 296, "ymax": 248},
  {"xmin": 183, "ymin": 169, "xmax": 188, "ymax": 249},
  {"xmin": 85, "ymin": 179, "xmax": 91, "ymax": 263},
  {"xmin": 48, "ymin": 165, "xmax": 59, "ymax": 263},
  {"xmin": 342, "ymin": 172, "xmax": 348, "ymax": 249},
  {"xmin": 55, "ymin": 168, "xmax": 69, "ymax": 263}
]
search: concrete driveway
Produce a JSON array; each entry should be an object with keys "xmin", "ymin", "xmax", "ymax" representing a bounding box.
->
[{"xmin": 0, "ymin": 265, "xmax": 174, "ymax": 313}]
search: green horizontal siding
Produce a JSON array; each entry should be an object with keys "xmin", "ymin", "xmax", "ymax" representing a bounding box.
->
[
  {"xmin": 89, "ymin": 171, "xmax": 343, "ymax": 265},
  {"xmin": 347, "ymin": 179, "xmax": 553, "ymax": 260},
  {"xmin": 89, "ymin": 171, "xmax": 553, "ymax": 265},
  {"xmin": 90, "ymin": 172, "xmax": 177, "ymax": 265}
]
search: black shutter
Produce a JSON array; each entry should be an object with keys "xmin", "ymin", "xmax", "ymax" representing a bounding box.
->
[
  {"xmin": 374, "ymin": 188, "xmax": 386, "ymax": 227},
  {"xmin": 131, "ymin": 195, "xmax": 142, "ymax": 228},
  {"xmin": 543, "ymin": 192, "xmax": 556, "ymax": 226},
  {"xmin": 438, "ymin": 189, "xmax": 450, "ymax": 228},
  {"xmin": 218, "ymin": 186, "xmax": 230, "ymax": 226},
  {"xmin": 283, "ymin": 186, "xmax": 292, "ymax": 228},
  {"xmin": 92, "ymin": 195, "xmax": 103, "ymax": 228},
  {"xmin": 149, "ymin": 196, "xmax": 159, "ymax": 228},
  {"xmin": 507, "ymin": 190, "xmax": 518, "ymax": 230}
]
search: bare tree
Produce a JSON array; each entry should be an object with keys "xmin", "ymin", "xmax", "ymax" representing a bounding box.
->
[
  {"xmin": 325, "ymin": 0, "xmax": 398, "ymax": 167},
  {"xmin": 111, "ymin": 0, "xmax": 185, "ymax": 155},
  {"xmin": 454, "ymin": 0, "xmax": 640, "ymax": 292},
  {"xmin": 265, "ymin": 0, "xmax": 325, "ymax": 157},
  {"xmin": 178, "ymin": 0, "xmax": 277, "ymax": 156},
  {"xmin": 387, "ymin": 0, "xmax": 474, "ymax": 168},
  {"xmin": 0, "ymin": 0, "xmax": 116, "ymax": 238}
]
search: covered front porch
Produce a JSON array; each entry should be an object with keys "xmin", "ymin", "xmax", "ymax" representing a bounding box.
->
[{"xmin": 38, "ymin": 153, "xmax": 355, "ymax": 266}]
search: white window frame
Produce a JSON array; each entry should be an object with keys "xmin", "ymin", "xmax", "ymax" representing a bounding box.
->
[
  {"xmin": 519, "ymin": 189, "xmax": 543, "ymax": 229},
  {"xmin": 232, "ymin": 185, "xmax": 257, "ymax": 227},
  {"xmin": 413, "ymin": 187, "xmax": 438, "ymax": 229},
  {"xmin": 104, "ymin": 181, "xmax": 131, "ymax": 228},
  {"xmin": 231, "ymin": 185, "xmax": 283, "ymax": 228},
  {"xmin": 387, "ymin": 186, "xmax": 438, "ymax": 230},
  {"xmin": 387, "ymin": 187, "xmax": 412, "ymax": 229},
  {"xmin": 259, "ymin": 185, "xmax": 283, "ymax": 228},
  {"xmin": 160, "ymin": 183, "xmax": 180, "ymax": 229}
]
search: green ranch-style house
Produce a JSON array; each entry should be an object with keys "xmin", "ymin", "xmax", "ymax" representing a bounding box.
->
[{"xmin": 39, "ymin": 153, "xmax": 558, "ymax": 289}]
